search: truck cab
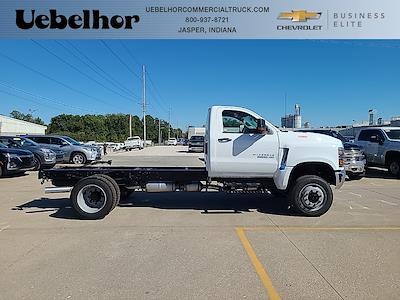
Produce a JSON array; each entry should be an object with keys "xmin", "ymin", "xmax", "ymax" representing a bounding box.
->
[{"xmin": 206, "ymin": 106, "xmax": 345, "ymax": 191}]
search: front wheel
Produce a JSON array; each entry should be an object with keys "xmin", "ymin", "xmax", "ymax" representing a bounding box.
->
[
  {"xmin": 71, "ymin": 152, "xmax": 87, "ymax": 165},
  {"xmin": 388, "ymin": 160, "xmax": 400, "ymax": 177},
  {"xmin": 289, "ymin": 175, "xmax": 333, "ymax": 217},
  {"xmin": 33, "ymin": 156, "xmax": 41, "ymax": 171}
]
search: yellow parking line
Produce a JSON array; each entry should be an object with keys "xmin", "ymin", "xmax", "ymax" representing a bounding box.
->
[
  {"xmin": 236, "ymin": 227, "xmax": 281, "ymax": 300},
  {"xmin": 243, "ymin": 226, "xmax": 400, "ymax": 232}
]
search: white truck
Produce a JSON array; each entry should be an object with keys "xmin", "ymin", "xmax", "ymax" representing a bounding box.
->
[
  {"xmin": 40, "ymin": 106, "xmax": 346, "ymax": 219},
  {"xmin": 124, "ymin": 136, "xmax": 144, "ymax": 151}
]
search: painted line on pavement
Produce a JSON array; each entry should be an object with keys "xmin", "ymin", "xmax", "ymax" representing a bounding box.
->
[
  {"xmin": 243, "ymin": 226, "xmax": 400, "ymax": 232},
  {"xmin": 236, "ymin": 227, "xmax": 281, "ymax": 300}
]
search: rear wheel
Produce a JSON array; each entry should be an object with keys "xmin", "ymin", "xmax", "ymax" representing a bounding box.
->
[
  {"xmin": 388, "ymin": 160, "xmax": 400, "ymax": 177},
  {"xmin": 92, "ymin": 174, "xmax": 120, "ymax": 209},
  {"xmin": 70, "ymin": 176, "xmax": 118, "ymax": 219},
  {"xmin": 289, "ymin": 175, "xmax": 333, "ymax": 217},
  {"xmin": 71, "ymin": 152, "xmax": 86, "ymax": 165}
]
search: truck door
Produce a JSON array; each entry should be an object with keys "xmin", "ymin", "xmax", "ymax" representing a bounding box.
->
[
  {"xmin": 357, "ymin": 130, "xmax": 376, "ymax": 163},
  {"xmin": 211, "ymin": 109, "xmax": 279, "ymax": 178}
]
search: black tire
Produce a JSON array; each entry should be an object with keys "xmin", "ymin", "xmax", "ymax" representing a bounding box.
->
[
  {"xmin": 71, "ymin": 152, "xmax": 87, "ymax": 165},
  {"xmin": 388, "ymin": 160, "xmax": 400, "ymax": 177},
  {"xmin": 70, "ymin": 176, "xmax": 117, "ymax": 219},
  {"xmin": 289, "ymin": 175, "xmax": 333, "ymax": 217},
  {"xmin": 0, "ymin": 165, "xmax": 3, "ymax": 177},
  {"xmin": 33, "ymin": 155, "xmax": 42, "ymax": 171},
  {"xmin": 92, "ymin": 174, "xmax": 120, "ymax": 209}
]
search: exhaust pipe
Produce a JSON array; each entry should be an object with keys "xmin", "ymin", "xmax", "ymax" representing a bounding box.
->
[{"xmin": 45, "ymin": 187, "xmax": 73, "ymax": 194}]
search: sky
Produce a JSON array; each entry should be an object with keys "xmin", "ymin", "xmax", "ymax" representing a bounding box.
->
[{"xmin": 0, "ymin": 39, "xmax": 399, "ymax": 129}]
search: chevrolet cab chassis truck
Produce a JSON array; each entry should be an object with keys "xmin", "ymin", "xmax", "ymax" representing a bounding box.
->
[{"xmin": 40, "ymin": 106, "xmax": 346, "ymax": 219}]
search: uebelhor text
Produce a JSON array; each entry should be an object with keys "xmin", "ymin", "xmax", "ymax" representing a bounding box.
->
[{"xmin": 16, "ymin": 10, "xmax": 140, "ymax": 30}]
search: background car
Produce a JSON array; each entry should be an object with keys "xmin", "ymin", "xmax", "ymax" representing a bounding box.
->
[
  {"xmin": 124, "ymin": 136, "xmax": 144, "ymax": 151},
  {"xmin": 188, "ymin": 135, "xmax": 204, "ymax": 152},
  {"xmin": 167, "ymin": 138, "xmax": 177, "ymax": 146},
  {"xmin": 296, "ymin": 129, "xmax": 366, "ymax": 179},
  {"xmin": 0, "ymin": 136, "xmax": 58, "ymax": 170},
  {"xmin": 25, "ymin": 135, "xmax": 101, "ymax": 165},
  {"xmin": 355, "ymin": 127, "xmax": 400, "ymax": 177},
  {"xmin": 0, "ymin": 142, "xmax": 35, "ymax": 177}
]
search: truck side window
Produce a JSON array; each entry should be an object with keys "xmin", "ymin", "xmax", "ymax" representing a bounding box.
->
[
  {"xmin": 32, "ymin": 137, "xmax": 51, "ymax": 144},
  {"xmin": 358, "ymin": 130, "xmax": 373, "ymax": 141},
  {"xmin": 222, "ymin": 110, "xmax": 258, "ymax": 133},
  {"xmin": 51, "ymin": 138, "xmax": 65, "ymax": 145}
]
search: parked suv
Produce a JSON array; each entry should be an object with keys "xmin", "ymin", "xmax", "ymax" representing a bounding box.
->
[
  {"xmin": 188, "ymin": 135, "xmax": 204, "ymax": 152},
  {"xmin": 0, "ymin": 136, "xmax": 59, "ymax": 170},
  {"xmin": 355, "ymin": 127, "xmax": 400, "ymax": 177},
  {"xmin": 0, "ymin": 142, "xmax": 35, "ymax": 177},
  {"xmin": 26, "ymin": 135, "xmax": 100, "ymax": 165},
  {"xmin": 296, "ymin": 129, "xmax": 366, "ymax": 179}
]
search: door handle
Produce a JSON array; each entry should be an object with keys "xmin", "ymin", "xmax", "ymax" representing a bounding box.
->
[{"xmin": 218, "ymin": 138, "xmax": 232, "ymax": 143}]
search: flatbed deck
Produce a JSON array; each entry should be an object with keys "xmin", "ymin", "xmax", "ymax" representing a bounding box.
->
[{"xmin": 40, "ymin": 166, "xmax": 208, "ymax": 187}]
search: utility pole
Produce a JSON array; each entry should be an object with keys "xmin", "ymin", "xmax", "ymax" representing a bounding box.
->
[
  {"xmin": 142, "ymin": 65, "xmax": 146, "ymax": 147},
  {"xmin": 168, "ymin": 106, "xmax": 171, "ymax": 140},
  {"xmin": 129, "ymin": 114, "xmax": 132, "ymax": 137},
  {"xmin": 158, "ymin": 119, "xmax": 161, "ymax": 145}
]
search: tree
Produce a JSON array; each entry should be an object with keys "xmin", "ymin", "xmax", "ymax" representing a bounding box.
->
[
  {"xmin": 10, "ymin": 110, "xmax": 45, "ymax": 125},
  {"xmin": 47, "ymin": 113, "xmax": 180, "ymax": 143}
]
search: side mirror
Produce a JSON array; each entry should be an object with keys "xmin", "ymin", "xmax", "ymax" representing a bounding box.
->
[{"xmin": 257, "ymin": 119, "xmax": 267, "ymax": 134}]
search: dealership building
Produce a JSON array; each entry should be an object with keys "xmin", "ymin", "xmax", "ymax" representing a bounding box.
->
[{"xmin": 0, "ymin": 115, "xmax": 47, "ymax": 135}]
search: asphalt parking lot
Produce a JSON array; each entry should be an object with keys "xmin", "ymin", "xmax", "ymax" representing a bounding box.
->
[{"xmin": 1, "ymin": 146, "xmax": 399, "ymax": 299}]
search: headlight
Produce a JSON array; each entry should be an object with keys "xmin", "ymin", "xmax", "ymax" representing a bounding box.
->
[
  {"xmin": 5, "ymin": 153, "xmax": 20, "ymax": 159},
  {"xmin": 5, "ymin": 153, "xmax": 20, "ymax": 169},
  {"xmin": 338, "ymin": 147, "xmax": 345, "ymax": 167},
  {"xmin": 41, "ymin": 148, "xmax": 56, "ymax": 161}
]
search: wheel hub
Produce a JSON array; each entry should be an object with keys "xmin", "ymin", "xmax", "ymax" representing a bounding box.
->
[
  {"xmin": 299, "ymin": 184, "xmax": 325, "ymax": 211},
  {"xmin": 76, "ymin": 184, "xmax": 107, "ymax": 213}
]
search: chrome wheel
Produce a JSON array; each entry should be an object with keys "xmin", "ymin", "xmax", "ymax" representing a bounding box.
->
[
  {"xmin": 76, "ymin": 184, "xmax": 107, "ymax": 213},
  {"xmin": 72, "ymin": 153, "xmax": 85, "ymax": 164},
  {"xmin": 298, "ymin": 184, "xmax": 325, "ymax": 212}
]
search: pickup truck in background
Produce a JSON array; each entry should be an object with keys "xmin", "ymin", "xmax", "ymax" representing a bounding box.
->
[
  {"xmin": 355, "ymin": 127, "xmax": 400, "ymax": 177},
  {"xmin": 295, "ymin": 129, "xmax": 366, "ymax": 179},
  {"xmin": 40, "ymin": 106, "xmax": 346, "ymax": 219},
  {"xmin": 124, "ymin": 136, "xmax": 144, "ymax": 151}
]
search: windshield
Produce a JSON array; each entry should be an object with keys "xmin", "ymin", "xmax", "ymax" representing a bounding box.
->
[
  {"xmin": 62, "ymin": 136, "xmax": 81, "ymax": 145},
  {"xmin": 190, "ymin": 136, "xmax": 204, "ymax": 141},
  {"xmin": 18, "ymin": 137, "xmax": 38, "ymax": 147},
  {"xmin": 0, "ymin": 142, "xmax": 6, "ymax": 148},
  {"xmin": 384, "ymin": 129, "xmax": 400, "ymax": 140}
]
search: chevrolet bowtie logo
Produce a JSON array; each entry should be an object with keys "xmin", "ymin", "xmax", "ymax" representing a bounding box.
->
[{"xmin": 278, "ymin": 10, "xmax": 321, "ymax": 22}]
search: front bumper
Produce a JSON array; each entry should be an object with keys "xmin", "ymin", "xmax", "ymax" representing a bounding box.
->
[
  {"xmin": 335, "ymin": 169, "xmax": 346, "ymax": 189},
  {"xmin": 344, "ymin": 159, "xmax": 366, "ymax": 174},
  {"xmin": 188, "ymin": 146, "xmax": 204, "ymax": 152}
]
